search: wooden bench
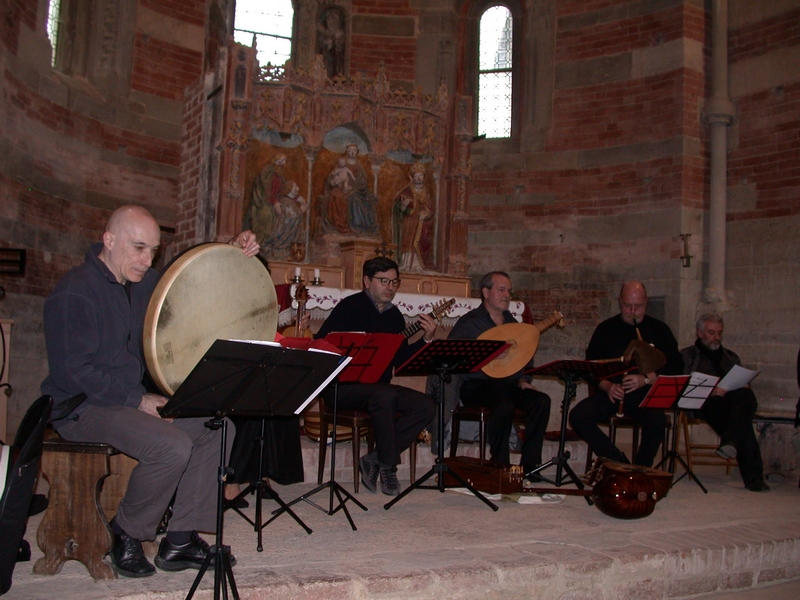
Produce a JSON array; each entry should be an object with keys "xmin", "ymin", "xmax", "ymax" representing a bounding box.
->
[{"xmin": 34, "ymin": 436, "xmax": 138, "ymax": 580}]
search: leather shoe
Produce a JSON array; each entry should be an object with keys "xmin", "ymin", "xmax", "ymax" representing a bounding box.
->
[
  {"xmin": 155, "ymin": 531, "xmax": 236, "ymax": 571},
  {"xmin": 745, "ymin": 479, "xmax": 770, "ymax": 493},
  {"xmin": 110, "ymin": 532, "xmax": 155, "ymax": 578},
  {"xmin": 716, "ymin": 444, "xmax": 737, "ymax": 460},
  {"xmin": 360, "ymin": 454, "xmax": 380, "ymax": 493},
  {"xmin": 379, "ymin": 467, "xmax": 401, "ymax": 496}
]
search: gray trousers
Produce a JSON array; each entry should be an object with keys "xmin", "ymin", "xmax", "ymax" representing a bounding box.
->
[{"xmin": 57, "ymin": 404, "xmax": 232, "ymax": 541}]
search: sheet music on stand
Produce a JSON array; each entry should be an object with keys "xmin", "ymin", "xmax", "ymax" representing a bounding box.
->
[
  {"xmin": 161, "ymin": 339, "xmax": 350, "ymax": 419},
  {"xmin": 638, "ymin": 372, "xmax": 719, "ymax": 411},
  {"xmin": 322, "ymin": 332, "xmax": 404, "ymax": 384}
]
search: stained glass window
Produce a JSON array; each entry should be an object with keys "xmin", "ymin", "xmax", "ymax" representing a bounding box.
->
[
  {"xmin": 234, "ymin": 0, "xmax": 294, "ymax": 67},
  {"xmin": 478, "ymin": 6, "xmax": 513, "ymax": 138}
]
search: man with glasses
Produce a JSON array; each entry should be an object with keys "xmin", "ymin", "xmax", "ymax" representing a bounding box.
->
[
  {"xmin": 448, "ymin": 271, "xmax": 551, "ymax": 481},
  {"xmin": 569, "ymin": 280, "xmax": 683, "ymax": 467},
  {"xmin": 315, "ymin": 257, "xmax": 437, "ymax": 495}
]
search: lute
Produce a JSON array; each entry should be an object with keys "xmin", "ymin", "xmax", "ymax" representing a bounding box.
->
[
  {"xmin": 478, "ymin": 310, "xmax": 565, "ymax": 378},
  {"xmin": 401, "ymin": 298, "xmax": 456, "ymax": 339}
]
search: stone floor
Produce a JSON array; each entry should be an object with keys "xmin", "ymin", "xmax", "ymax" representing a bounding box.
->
[{"xmin": 5, "ymin": 437, "xmax": 800, "ymax": 600}]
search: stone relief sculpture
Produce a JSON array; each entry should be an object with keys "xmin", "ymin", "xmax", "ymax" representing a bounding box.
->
[
  {"xmin": 316, "ymin": 6, "xmax": 346, "ymax": 78},
  {"xmin": 392, "ymin": 163, "xmax": 434, "ymax": 271}
]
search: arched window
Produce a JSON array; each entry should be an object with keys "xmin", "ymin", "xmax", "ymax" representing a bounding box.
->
[
  {"xmin": 234, "ymin": 0, "xmax": 294, "ymax": 67},
  {"xmin": 477, "ymin": 5, "xmax": 513, "ymax": 138},
  {"xmin": 47, "ymin": 0, "xmax": 62, "ymax": 67}
]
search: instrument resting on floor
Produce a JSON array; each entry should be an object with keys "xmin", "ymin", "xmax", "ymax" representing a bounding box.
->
[
  {"xmin": 143, "ymin": 243, "xmax": 278, "ymax": 396},
  {"xmin": 586, "ymin": 458, "xmax": 673, "ymax": 519}
]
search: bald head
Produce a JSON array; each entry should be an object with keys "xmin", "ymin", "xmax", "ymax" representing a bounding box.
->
[
  {"xmin": 618, "ymin": 280, "xmax": 647, "ymax": 325},
  {"xmin": 100, "ymin": 205, "xmax": 161, "ymax": 284}
]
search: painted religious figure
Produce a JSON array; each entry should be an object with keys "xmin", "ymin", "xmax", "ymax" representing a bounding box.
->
[
  {"xmin": 319, "ymin": 144, "xmax": 379, "ymax": 237},
  {"xmin": 392, "ymin": 163, "xmax": 434, "ymax": 271},
  {"xmin": 316, "ymin": 6, "xmax": 345, "ymax": 78},
  {"xmin": 245, "ymin": 153, "xmax": 286, "ymax": 245},
  {"xmin": 263, "ymin": 180, "xmax": 309, "ymax": 260}
]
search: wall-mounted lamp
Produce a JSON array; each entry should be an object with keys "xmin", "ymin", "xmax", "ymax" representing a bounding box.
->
[{"xmin": 679, "ymin": 233, "xmax": 692, "ymax": 268}]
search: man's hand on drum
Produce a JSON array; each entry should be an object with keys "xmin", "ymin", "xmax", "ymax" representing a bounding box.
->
[
  {"xmin": 139, "ymin": 393, "xmax": 172, "ymax": 422},
  {"xmin": 229, "ymin": 230, "xmax": 260, "ymax": 257}
]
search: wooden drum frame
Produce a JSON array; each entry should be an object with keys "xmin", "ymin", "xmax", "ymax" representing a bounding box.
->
[{"xmin": 143, "ymin": 243, "xmax": 278, "ymax": 396}]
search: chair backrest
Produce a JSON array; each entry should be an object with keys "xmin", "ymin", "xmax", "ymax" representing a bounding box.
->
[{"xmin": 0, "ymin": 395, "xmax": 53, "ymax": 595}]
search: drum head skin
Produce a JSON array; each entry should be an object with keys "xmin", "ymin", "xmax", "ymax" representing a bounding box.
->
[{"xmin": 144, "ymin": 243, "xmax": 278, "ymax": 396}]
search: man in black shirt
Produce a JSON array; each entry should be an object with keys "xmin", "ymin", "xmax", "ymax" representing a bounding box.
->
[
  {"xmin": 316, "ymin": 257, "xmax": 437, "ymax": 495},
  {"xmin": 569, "ymin": 281, "xmax": 683, "ymax": 467}
]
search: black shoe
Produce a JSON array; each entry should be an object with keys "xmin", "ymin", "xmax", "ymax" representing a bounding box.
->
[
  {"xmin": 745, "ymin": 479, "xmax": 770, "ymax": 493},
  {"xmin": 716, "ymin": 444, "xmax": 737, "ymax": 459},
  {"xmin": 110, "ymin": 532, "xmax": 156, "ymax": 578},
  {"xmin": 359, "ymin": 454, "xmax": 380, "ymax": 493},
  {"xmin": 225, "ymin": 496, "xmax": 249, "ymax": 510},
  {"xmin": 379, "ymin": 467, "xmax": 401, "ymax": 496},
  {"xmin": 155, "ymin": 531, "xmax": 236, "ymax": 571},
  {"xmin": 523, "ymin": 465, "xmax": 544, "ymax": 483}
]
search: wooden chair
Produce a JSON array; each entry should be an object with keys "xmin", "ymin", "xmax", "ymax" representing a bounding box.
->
[
  {"xmin": 316, "ymin": 404, "xmax": 417, "ymax": 492},
  {"xmin": 677, "ymin": 411, "xmax": 737, "ymax": 475},
  {"xmin": 449, "ymin": 405, "xmax": 527, "ymax": 461}
]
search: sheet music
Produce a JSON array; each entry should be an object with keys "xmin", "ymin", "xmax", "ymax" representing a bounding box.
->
[
  {"xmin": 227, "ymin": 338, "xmax": 351, "ymax": 413},
  {"xmin": 717, "ymin": 364, "xmax": 759, "ymax": 391},
  {"xmin": 295, "ymin": 355, "xmax": 352, "ymax": 415},
  {"xmin": 677, "ymin": 372, "xmax": 720, "ymax": 410}
]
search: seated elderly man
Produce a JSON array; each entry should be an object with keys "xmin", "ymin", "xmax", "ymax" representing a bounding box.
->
[
  {"xmin": 41, "ymin": 205, "xmax": 259, "ymax": 577},
  {"xmin": 681, "ymin": 314, "xmax": 769, "ymax": 492}
]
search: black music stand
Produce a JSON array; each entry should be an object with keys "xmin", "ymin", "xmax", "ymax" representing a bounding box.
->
[
  {"xmin": 646, "ymin": 375, "xmax": 713, "ymax": 493},
  {"xmin": 280, "ymin": 333, "xmax": 403, "ymax": 530},
  {"xmin": 160, "ymin": 339, "xmax": 349, "ymax": 600},
  {"xmin": 524, "ymin": 360, "xmax": 633, "ymax": 501},
  {"xmin": 383, "ymin": 338, "xmax": 509, "ymax": 512},
  {"xmin": 225, "ymin": 416, "xmax": 312, "ymax": 551}
]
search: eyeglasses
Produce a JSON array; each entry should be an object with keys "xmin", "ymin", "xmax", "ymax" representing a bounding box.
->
[{"xmin": 372, "ymin": 277, "xmax": 401, "ymax": 287}]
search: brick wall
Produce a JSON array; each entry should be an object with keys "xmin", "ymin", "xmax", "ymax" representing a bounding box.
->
[
  {"xmin": 351, "ymin": 0, "xmax": 418, "ymax": 81},
  {"xmin": 132, "ymin": 33, "xmax": 204, "ymax": 101}
]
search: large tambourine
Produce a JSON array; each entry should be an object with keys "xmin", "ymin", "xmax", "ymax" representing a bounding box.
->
[{"xmin": 143, "ymin": 243, "xmax": 278, "ymax": 396}]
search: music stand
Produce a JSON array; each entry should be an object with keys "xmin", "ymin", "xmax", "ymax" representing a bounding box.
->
[
  {"xmin": 225, "ymin": 416, "xmax": 312, "ymax": 552},
  {"xmin": 280, "ymin": 333, "xmax": 403, "ymax": 530},
  {"xmin": 524, "ymin": 360, "xmax": 633, "ymax": 500},
  {"xmin": 383, "ymin": 338, "xmax": 509, "ymax": 512},
  {"xmin": 160, "ymin": 339, "xmax": 349, "ymax": 600},
  {"xmin": 646, "ymin": 374, "xmax": 714, "ymax": 493}
]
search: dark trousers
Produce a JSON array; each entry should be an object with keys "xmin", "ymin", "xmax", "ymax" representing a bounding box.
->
[
  {"xmin": 57, "ymin": 405, "xmax": 230, "ymax": 541},
  {"xmin": 324, "ymin": 383, "xmax": 436, "ymax": 467},
  {"xmin": 569, "ymin": 388, "xmax": 665, "ymax": 467},
  {"xmin": 459, "ymin": 379, "xmax": 551, "ymax": 467},
  {"xmin": 699, "ymin": 388, "xmax": 763, "ymax": 485}
]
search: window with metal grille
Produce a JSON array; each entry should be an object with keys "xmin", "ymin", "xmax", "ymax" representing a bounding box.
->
[
  {"xmin": 478, "ymin": 5, "xmax": 513, "ymax": 138},
  {"xmin": 46, "ymin": 0, "xmax": 62, "ymax": 67},
  {"xmin": 234, "ymin": 0, "xmax": 294, "ymax": 68}
]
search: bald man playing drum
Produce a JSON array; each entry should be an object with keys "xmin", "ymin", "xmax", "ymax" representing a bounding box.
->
[{"xmin": 41, "ymin": 206, "xmax": 258, "ymax": 578}]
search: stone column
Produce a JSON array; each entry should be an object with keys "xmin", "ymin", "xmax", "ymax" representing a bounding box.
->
[{"xmin": 705, "ymin": 0, "xmax": 735, "ymax": 303}]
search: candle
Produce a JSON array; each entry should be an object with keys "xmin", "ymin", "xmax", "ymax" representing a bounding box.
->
[
  {"xmin": 314, "ymin": 268, "xmax": 320, "ymax": 279},
  {"xmin": 295, "ymin": 267, "xmax": 301, "ymax": 277}
]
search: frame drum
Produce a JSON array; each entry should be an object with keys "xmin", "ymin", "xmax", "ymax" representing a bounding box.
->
[{"xmin": 143, "ymin": 243, "xmax": 278, "ymax": 396}]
